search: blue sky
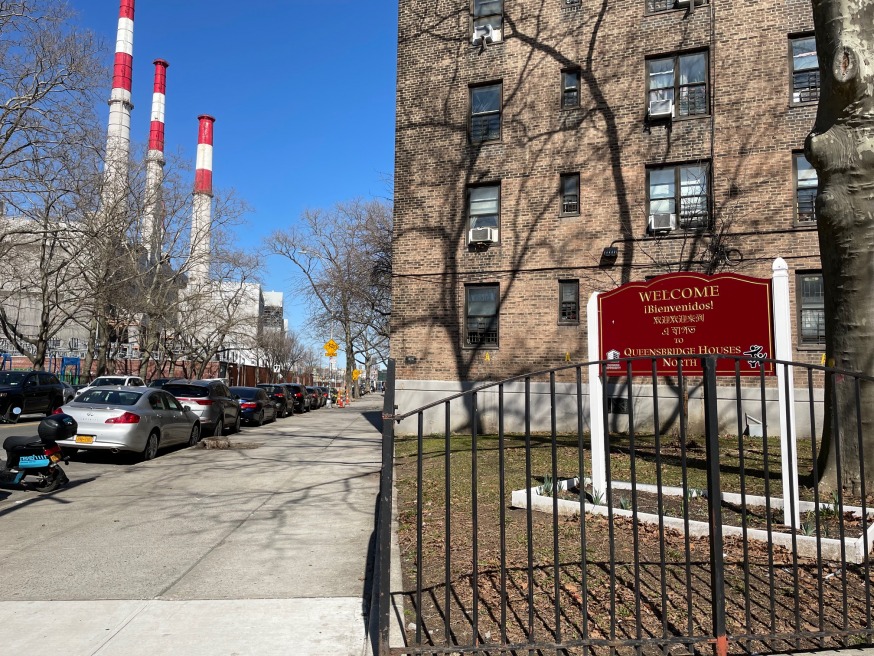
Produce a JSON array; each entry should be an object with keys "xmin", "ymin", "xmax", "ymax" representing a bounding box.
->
[{"xmin": 70, "ymin": 0, "xmax": 398, "ymax": 345}]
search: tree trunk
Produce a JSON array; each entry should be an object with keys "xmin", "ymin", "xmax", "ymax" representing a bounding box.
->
[{"xmin": 808, "ymin": 0, "xmax": 874, "ymax": 493}]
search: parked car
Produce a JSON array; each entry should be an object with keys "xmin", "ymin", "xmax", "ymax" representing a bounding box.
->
[
  {"xmin": 54, "ymin": 386, "xmax": 201, "ymax": 461},
  {"xmin": 231, "ymin": 387, "xmax": 277, "ymax": 426},
  {"xmin": 256, "ymin": 383, "xmax": 290, "ymax": 418},
  {"xmin": 0, "ymin": 370, "xmax": 66, "ymax": 422},
  {"xmin": 283, "ymin": 384, "xmax": 310, "ymax": 413},
  {"xmin": 305, "ymin": 386, "xmax": 321, "ymax": 410},
  {"xmin": 148, "ymin": 377, "xmax": 183, "ymax": 389},
  {"xmin": 60, "ymin": 381, "xmax": 76, "ymax": 404},
  {"xmin": 315, "ymin": 386, "xmax": 330, "ymax": 407},
  {"xmin": 162, "ymin": 380, "xmax": 241, "ymax": 437},
  {"xmin": 75, "ymin": 375, "xmax": 146, "ymax": 398}
]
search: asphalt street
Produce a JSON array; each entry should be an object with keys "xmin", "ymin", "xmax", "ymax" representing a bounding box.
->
[{"xmin": 0, "ymin": 395, "xmax": 386, "ymax": 655}]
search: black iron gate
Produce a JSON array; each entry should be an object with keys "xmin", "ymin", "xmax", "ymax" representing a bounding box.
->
[{"xmin": 375, "ymin": 355, "xmax": 874, "ymax": 655}]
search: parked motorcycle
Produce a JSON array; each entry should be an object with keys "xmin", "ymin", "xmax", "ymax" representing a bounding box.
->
[{"xmin": 0, "ymin": 409, "xmax": 74, "ymax": 493}]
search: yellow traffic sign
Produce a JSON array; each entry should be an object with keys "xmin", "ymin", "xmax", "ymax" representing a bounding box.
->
[
  {"xmin": 324, "ymin": 339, "xmax": 338, "ymax": 352},
  {"xmin": 352, "ymin": 369, "xmax": 360, "ymax": 381}
]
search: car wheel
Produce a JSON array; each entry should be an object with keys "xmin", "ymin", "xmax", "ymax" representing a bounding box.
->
[
  {"xmin": 212, "ymin": 419, "xmax": 224, "ymax": 437},
  {"xmin": 229, "ymin": 412, "xmax": 241, "ymax": 434},
  {"xmin": 255, "ymin": 410, "xmax": 264, "ymax": 427},
  {"xmin": 141, "ymin": 431, "xmax": 159, "ymax": 462},
  {"xmin": 187, "ymin": 424, "xmax": 201, "ymax": 447}
]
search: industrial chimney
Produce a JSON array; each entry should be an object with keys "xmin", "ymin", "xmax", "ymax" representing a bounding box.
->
[
  {"xmin": 102, "ymin": 0, "xmax": 135, "ymax": 210},
  {"xmin": 190, "ymin": 115, "xmax": 215, "ymax": 285},
  {"xmin": 143, "ymin": 59, "xmax": 168, "ymax": 262}
]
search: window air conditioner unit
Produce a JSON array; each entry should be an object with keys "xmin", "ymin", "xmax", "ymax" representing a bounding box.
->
[
  {"xmin": 676, "ymin": 0, "xmax": 706, "ymax": 6},
  {"xmin": 469, "ymin": 227, "xmax": 498, "ymax": 244},
  {"xmin": 648, "ymin": 98, "xmax": 673, "ymax": 118},
  {"xmin": 472, "ymin": 24, "xmax": 501, "ymax": 46},
  {"xmin": 648, "ymin": 213, "xmax": 677, "ymax": 232}
]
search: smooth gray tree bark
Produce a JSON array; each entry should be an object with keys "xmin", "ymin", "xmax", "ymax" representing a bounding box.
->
[{"xmin": 807, "ymin": 0, "xmax": 874, "ymax": 492}]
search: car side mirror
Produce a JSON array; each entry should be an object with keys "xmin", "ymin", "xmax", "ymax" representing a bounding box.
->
[
  {"xmin": 26, "ymin": 379, "xmax": 37, "ymax": 387},
  {"xmin": 234, "ymin": 395, "xmax": 240, "ymax": 400},
  {"xmin": 183, "ymin": 405, "xmax": 191, "ymax": 412}
]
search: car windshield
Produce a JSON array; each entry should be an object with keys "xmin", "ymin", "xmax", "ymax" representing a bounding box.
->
[
  {"xmin": 76, "ymin": 389, "xmax": 142, "ymax": 406},
  {"xmin": 163, "ymin": 384, "xmax": 208, "ymax": 398},
  {"xmin": 0, "ymin": 371, "xmax": 28, "ymax": 386},
  {"xmin": 230, "ymin": 387, "xmax": 258, "ymax": 399},
  {"xmin": 91, "ymin": 377, "xmax": 127, "ymax": 387}
]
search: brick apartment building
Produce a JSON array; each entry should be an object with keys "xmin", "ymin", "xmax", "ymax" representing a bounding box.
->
[{"xmin": 392, "ymin": 0, "xmax": 824, "ymax": 424}]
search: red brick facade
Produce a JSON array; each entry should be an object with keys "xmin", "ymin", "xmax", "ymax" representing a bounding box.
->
[{"xmin": 392, "ymin": 0, "xmax": 822, "ymax": 384}]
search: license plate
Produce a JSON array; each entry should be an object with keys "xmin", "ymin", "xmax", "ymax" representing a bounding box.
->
[{"xmin": 75, "ymin": 435, "xmax": 95, "ymax": 444}]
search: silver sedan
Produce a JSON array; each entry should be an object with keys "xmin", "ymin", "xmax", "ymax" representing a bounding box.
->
[{"xmin": 55, "ymin": 386, "xmax": 201, "ymax": 461}]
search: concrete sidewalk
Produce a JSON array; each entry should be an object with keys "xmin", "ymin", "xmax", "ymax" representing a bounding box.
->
[{"xmin": 0, "ymin": 394, "xmax": 388, "ymax": 656}]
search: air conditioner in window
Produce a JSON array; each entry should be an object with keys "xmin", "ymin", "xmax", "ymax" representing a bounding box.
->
[
  {"xmin": 648, "ymin": 99, "xmax": 673, "ymax": 119},
  {"xmin": 472, "ymin": 24, "xmax": 501, "ymax": 46},
  {"xmin": 469, "ymin": 227, "xmax": 498, "ymax": 244},
  {"xmin": 676, "ymin": 0, "xmax": 706, "ymax": 7},
  {"xmin": 648, "ymin": 213, "xmax": 677, "ymax": 232}
]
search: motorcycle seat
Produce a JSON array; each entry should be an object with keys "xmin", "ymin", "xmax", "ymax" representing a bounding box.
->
[{"xmin": 3, "ymin": 435, "xmax": 44, "ymax": 451}]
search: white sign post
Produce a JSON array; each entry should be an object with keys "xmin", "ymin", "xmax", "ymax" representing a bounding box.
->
[
  {"xmin": 587, "ymin": 292, "xmax": 607, "ymax": 500},
  {"xmin": 773, "ymin": 258, "xmax": 800, "ymax": 529}
]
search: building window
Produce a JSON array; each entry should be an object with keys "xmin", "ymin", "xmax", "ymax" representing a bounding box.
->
[
  {"xmin": 466, "ymin": 284, "xmax": 499, "ymax": 346},
  {"xmin": 560, "ymin": 173, "xmax": 580, "ymax": 216},
  {"xmin": 559, "ymin": 280, "xmax": 579, "ymax": 324},
  {"xmin": 647, "ymin": 0, "xmax": 705, "ymax": 12},
  {"xmin": 791, "ymin": 35, "xmax": 819, "ymax": 104},
  {"xmin": 647, "ymin": 52, "xmax": 708, "ymax": 118},
  {"xmin": 470, "ymin": 83, "xmax": 501, "ymax": 143},
  {"xmin": 647, "ymin": 163, "xmax": 709, "ymax": 231},
  {"xmin": 797, "ymin": 272, "xmax": 825, "ymax": 346},
  {"xmin": 561, "ymin": 69, "xmax": 580, "ymax": 108},
  {"xmin": 794, "ymin": 152, "xmax": 818, "ymax": 223},
  {"xmin": 473, "ymin": 0, "xmax": 502, "ymax": 36},
  {"xmin": 468, "ymin": 184, "xmax": 500, "ymax": 233}
]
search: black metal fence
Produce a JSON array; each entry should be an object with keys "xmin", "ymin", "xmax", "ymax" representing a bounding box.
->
[{"xmin": 376, "ymin": 355, "xmax": 874, "ymax": 655}]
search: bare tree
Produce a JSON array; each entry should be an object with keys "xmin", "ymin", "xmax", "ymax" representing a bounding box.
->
[
  {"xmin": 807, "ymin": 0, "xmax": 874, "ymax": 491},
  {"xmin": 268, "ymin": 198, "xmax": 392, "ymax": 397},
  {"xmin": 256, "ymin": 328, "xmax": 307, "ymax": 382},
  {"xmin": 0, "ymin": 1, "xmax": 104, "ymax": 208}
]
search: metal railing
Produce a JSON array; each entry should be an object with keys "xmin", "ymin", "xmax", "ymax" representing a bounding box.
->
[{"xmin": 377, "ymin": 355, "xmax": 874, "ymax": 655}]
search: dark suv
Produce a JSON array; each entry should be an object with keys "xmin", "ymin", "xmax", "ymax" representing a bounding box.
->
[
  {"xmin": 283, "ymin": 384, "xmax": 310, "ymax": 413},
  {"xmin": 162, "ymin": 380, "xmax": 241, "ymax": 436},
  {"xmin": 256, "ymin": 383, "xmax": 290, "ymax": 418},
  {"xmin": 0, "ymin": 370, "xmax": 65, "ymax": 422}
]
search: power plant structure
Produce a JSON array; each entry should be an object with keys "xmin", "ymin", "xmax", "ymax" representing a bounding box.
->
[
  {"xmin": 190, "ymin": 115, "xmax": 216, "ymax": 285},
  {"xmin": 143, "ymin": 59, "xmax": 169, "ymax": 264},
  {"xmin": 0, "ymin": 0, "xmax": 285, "ymax": 381},
  {"xmin": 101, "ymin": 0, "xmax": 135, "ymax": 211}
]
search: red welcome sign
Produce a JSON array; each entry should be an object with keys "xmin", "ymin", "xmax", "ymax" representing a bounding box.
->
[{"xmin": 598, "ymin": 272, "xmax": 774, "ymax": 376}]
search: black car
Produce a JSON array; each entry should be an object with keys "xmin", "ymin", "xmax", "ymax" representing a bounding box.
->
[
  {"xmin": 0, "ymin": 370, "xmax": 65, "ymax": 423},
  {"xmin": 256, "ymin": 383, "xmax": 290, "ymax": 418},
  {"xmin": 305, "ymin": 386, "xmax": 321, "ymax": 410},
  {"xmin": 283, "ymin": 384, "xmax": 310, "ymax": 413},
  {"xmin": 230, "ymin": 387, "xmax": 277, "ymax": 426}
]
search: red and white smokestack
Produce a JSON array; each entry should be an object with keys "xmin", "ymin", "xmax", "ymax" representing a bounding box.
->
[
  {"xmin": 190, "ymin": 115, "xmax": 216, "ymax": 284},
  {"xmin": 143, "ymin": 59, "xmax": 169, "ymax": 260},
  {"xmin": 103, "ymin": 0, "xmax": 135, "ymax": 207}
]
